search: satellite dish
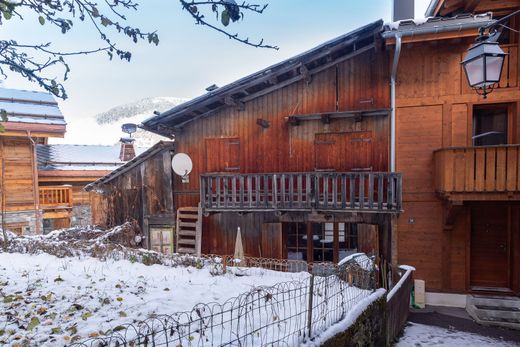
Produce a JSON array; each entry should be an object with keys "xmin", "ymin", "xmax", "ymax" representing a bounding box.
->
[
  {"xmin": 122, "ymin": 123, "xmax": 137, "ymax": 137},
  {"xmin": 171, "ymin": 153, "xmax": 193, "ymax": 183}
]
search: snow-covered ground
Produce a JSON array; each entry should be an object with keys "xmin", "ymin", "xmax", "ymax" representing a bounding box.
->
[
  {"xmin": 0, "ymin": 252, "xmax": 309, "ymax": 346},
  {"xmin": 397, "ymin": 322, "xmax": 519, "ymax": 347}
]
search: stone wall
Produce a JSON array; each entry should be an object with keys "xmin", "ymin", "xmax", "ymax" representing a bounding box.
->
[
  {"xmin": 0, "ymin": 210, "xmax": 42, "ymax": 235},
  {"xmin": 321, "ymin": 295, "xmax": 387, "ymax": 347},
  {"xmin": 72, "ymin": 205, "xmax": 92, "ymax": 227}
]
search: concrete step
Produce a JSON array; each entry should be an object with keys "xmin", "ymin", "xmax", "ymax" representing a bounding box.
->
[
  {"xmin": 466, "ymin": 295, "xmax": 520, "ymax": 330},
  {"xmin": 468, "ymin": 294, "xmax": 520, "ymax": 309}
]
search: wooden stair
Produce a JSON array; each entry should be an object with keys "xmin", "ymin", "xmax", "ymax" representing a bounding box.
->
[{"xmin": 176, "ymin": 205, "xmax": 202, "ymax": 256}]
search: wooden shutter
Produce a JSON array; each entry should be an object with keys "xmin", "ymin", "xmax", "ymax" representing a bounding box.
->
[
  {"xmin": 348, "ymin": 132, "xmax": 373, "ymax": 171},
  {"xmin": 261, "ymin": 223, "xmax": 283, "ymax": 259},
  {"xmin": 315, "ymin": 132, "xmax": 373, "ymax": 171},
  {"xmin": 205, "ymin": 137, "xmax": 241, "ymax": 173},
  {"xmin": 315, "ymin": 133, "xmax": 342, "ymax": 170}
]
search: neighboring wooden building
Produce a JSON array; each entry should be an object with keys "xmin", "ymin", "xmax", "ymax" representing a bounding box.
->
[
  {"xmin": 383, "ymin": 0, "xmax": 520, "ymax": 300},
  {"xmin": 135, "ymin": 21, "xmax": 401, "ymax": 264},
  {"xmin": 0, "ymin": 88, "xmax": 66, "ymax": 234},
  {"xmin": 86, "ymin": 141, "xmax": 177, "ymax": 253},
  {"xmin": 37, "ymin": 143, "xmax": 146, "ymax": 232}
]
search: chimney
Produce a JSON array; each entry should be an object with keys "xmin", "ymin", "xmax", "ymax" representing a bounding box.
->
[
  {"xmin": 393, "ymin": 0, "xmax": 414, "ymax": 22},
  {"xmin": 119, "ymin": 137, "xmax": 136, "ymax": 161}
]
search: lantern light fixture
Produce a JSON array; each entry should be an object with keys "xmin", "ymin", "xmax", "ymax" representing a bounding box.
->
[{"xmin": 461, "ymin": 37, "xmax": 507, "ymax": 98}]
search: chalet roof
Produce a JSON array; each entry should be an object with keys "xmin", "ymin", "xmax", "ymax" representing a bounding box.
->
[
  {"xmin": 0, "ymin": 87, "xmax": 66, "ymax": 126},
  {"xmin": 382, "ymin": 13, "xmax": 494, "ymax": 38},
  {"xmin": 84, "ymin": 141, "xmax": 175, "ymax": 191},
  {"xmin": 37, "ymin": 144, "xmax": 148, "ymax": 172},
  {"xmin": 141, "ymin": 20, "xmax": 384, "ymax": 137}
]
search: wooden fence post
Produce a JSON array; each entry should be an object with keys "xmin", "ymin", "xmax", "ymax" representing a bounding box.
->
[{"xmin": 307, "ymin": 274, "xmax": 315, "ymax": 339}]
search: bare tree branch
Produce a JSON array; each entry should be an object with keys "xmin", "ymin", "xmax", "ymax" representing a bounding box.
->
[{"xmin": 0, "ymin": 0, "xmax": 275, "ymax": 99}]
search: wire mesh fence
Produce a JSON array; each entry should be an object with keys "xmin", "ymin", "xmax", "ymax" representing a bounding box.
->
[{"xmin": 70, "ymin": 255, "xmax": 376, "ymax": 347}]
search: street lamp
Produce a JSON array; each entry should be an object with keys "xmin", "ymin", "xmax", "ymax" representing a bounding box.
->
[{"xmin": 461, "ymin": 38, "xmax": 507, "ymax": 98}]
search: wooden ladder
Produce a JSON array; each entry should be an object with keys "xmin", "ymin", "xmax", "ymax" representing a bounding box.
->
[{"xmin": 176, "ymin": 205, "xmax": 202, "ymax": 256}]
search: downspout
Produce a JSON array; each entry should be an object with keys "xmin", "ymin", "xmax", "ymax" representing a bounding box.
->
[
  {"xmin": 26, "ymin": 131, "xmax": 41, "ymax": 234},
  {"xmin": 390, "ymin": 34, "xmax": 402, "ymax": 173}
]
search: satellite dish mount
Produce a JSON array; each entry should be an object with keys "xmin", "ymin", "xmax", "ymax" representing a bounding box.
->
[{"xmin": 171, "ymin": 153, "xmax": 193, "ymax": 184}]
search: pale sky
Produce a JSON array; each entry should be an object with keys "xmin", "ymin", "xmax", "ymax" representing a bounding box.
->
[{"xmin": 2, "ymin": 1, "xmax": 431, "ymax": 145}]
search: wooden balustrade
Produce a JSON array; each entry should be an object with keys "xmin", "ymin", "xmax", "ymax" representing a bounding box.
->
[
  {"xmin": 200, "ymin": 172, "xmax": 402, "ymax": 213},
  {"xmin": 39, "ymin": 186, "xmax": 73, "ymax": 209},
  {"xmin": 434, "ymin": 145, "xmax": 520, "ymax": 199}
]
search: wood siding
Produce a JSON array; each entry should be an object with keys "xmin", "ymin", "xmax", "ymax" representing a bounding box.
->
[
  {"xmin": 394, "ymin": 35, "xmax": 520, "ymax": 294},
  {"xmin": 0, "ymin": 137, "xmax": 38, "ymax": 211},
  {"xmin": 174, "ymin": 49, "xmax": 391, "ymax": 256},
  {"xmin": 90, "ymin": 149, "xmax": 175, "ymax": 235}
]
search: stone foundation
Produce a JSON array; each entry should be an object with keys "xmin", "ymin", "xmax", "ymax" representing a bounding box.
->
[
  {"xmin": 0, "ymin": 210, "xmax": 42, "ymax": 235},
  {"xmin": 72, "ymin": 205, "xmax": 92, "ymax": 227}
]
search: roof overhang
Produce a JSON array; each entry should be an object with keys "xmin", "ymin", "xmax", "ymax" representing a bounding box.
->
[
  {"xmin": 141, "ymin": 20, "xmax": 384, "ymax": 137},
  {"xmin": 1, "ymin": 122, "xmax": 66, "ymax": 138}
]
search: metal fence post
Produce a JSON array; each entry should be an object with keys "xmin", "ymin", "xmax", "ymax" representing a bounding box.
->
[{"xmin": 307, "ymin": 273, "xmax": 315, "ymax": 339}]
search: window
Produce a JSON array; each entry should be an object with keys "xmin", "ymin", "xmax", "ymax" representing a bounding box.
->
[
  {"xmin": 149, "ymin": 225, "xmax": 175, "ymax": 254},
  {"xmin": 312, "ymin": 223, "xmax": 334, "ymax": 262},
  {"xmin": 473, "ymin": 105, "xmax": 508, "ymax": 146},
  {"xmin": 287, "ymin": 223, "xmax": 307, "ymax": 261},
  {"xmin": 285, "ymin": 222, "xmax": 364, "ymax": 263}
]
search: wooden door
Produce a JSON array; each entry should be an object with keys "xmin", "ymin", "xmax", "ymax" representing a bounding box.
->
[
  {"xmin": 261, "ymin": 223, "xmax": 283, "ymax": 259},
  {"xmin": 205, "ymin": 137, "xmax": 240, "ymax": 173},
  {"xmin": 470, "ymin": 206, "xmax": 510, "ymax": 289}
]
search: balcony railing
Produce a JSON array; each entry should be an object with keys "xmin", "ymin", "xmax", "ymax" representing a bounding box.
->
[
  {"xmin": 200, "ymin": 172, "xmax": 402, "ymax": 213},
  {"xmin": 434, "ymin": 145, "xmax": 520, "ymax": 199},
  {"xmin": 39, "ymin": 185, "xmax": 73, "ymax": 209}
]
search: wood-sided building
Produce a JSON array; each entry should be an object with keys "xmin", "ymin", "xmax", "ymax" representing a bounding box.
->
[
  {"xmin": 86, "ymin": 141, "xmax": 178, "ymax": 253},
  {"xmin": 383, "ymin": 0, "xmax": 520, "ymax": 300},
  {"xmin": 138, "ymin": 21, "xmax": 402, "ymax": 265},
  {"xmin": 0, "ymin": 88, "xmax": 66, "ymax": 234},
  {"xmin": 37, "ymin": 143, "xmax": 147, "ymax": 232}
]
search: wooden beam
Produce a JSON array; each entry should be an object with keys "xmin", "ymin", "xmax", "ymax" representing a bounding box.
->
[{"xmin": 464, "ymin": 0, "xmax": 481, "ymax": 12}]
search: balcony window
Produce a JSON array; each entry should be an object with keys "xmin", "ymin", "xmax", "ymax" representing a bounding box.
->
[{"xmin": 472, "ymin": 105, "xmax": 508, "ymax": 146}]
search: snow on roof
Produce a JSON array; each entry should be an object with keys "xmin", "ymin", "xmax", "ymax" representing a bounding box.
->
[
  {"xmin": 37, "ymin": 144, "xmax": 148, "ymax": 171},
  {"xmin": 0, "ymin": 87, "xmax": 66, "ymax": 127},
  {"xmin": 0, "ymin": 87, "xmax": 57, "ymax": 104},
  {"xmin": 382, "ymin": 13, "xmax": 493, "ymax": 37}
]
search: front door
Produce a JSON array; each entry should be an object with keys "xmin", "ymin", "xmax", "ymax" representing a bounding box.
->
[{"xmin": 470, "ymin": 206, "xmax": 510, "ymax": 290}]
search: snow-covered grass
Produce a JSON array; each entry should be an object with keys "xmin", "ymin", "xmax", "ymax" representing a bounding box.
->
[
  {"xmin": 396, "ymin": 322, "xmax": 518, "ymax": 347},
  {"xmin": 0, "ymin": 252, "xmax": 309, "ymax": 346}
]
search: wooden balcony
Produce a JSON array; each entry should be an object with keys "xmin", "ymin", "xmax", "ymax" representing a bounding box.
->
[
  {"xmin": 434, "ymin": 145, "xmax": 520, "ymax": 201},
  {"xmin": 39, "ymin": 185, "xmax": 73, "ymax": 210},
  {"xmin": 200, "ymin": 172, "xmax": 402, "ymax": 214}
]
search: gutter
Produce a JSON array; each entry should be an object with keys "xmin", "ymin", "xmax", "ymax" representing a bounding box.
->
[
  {"xmin": 26, "ymin": 131, "xmax": 41, "ymax": 234},
  {"xmin": 390, "ymin": 35, "xmax": 401, "ymax": 173},
  {"xmin": 381, "ymin": 17, "xmax": 495, "ymax": 40}
]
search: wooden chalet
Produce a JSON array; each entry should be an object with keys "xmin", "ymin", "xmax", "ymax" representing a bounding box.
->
[
  {"xmin": 0, "ymin": 88, "xmax": 66, "ymax": 234},
  {"xmin": 89, "ymin": 1, "xmax": 520, "ymax": 317},
  {"xmin": 136, "ymin": 20, "xmax": 402, "ymax": 265},
  {"xmin": 383, "ymin": 0, "xmax": 520, "ymax": 302},
  {"xmin": 37, "ymin": 143, "xmax": 146, "ymax": 232}
]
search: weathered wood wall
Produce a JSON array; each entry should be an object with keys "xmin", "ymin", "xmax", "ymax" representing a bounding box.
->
[
  {"xmin": 174, "ymin": 49, "xmax": 391, "ymax": 256},
  {"xmin": 0, "ymin": 137, "xmax": 37, "ymax": 212},
  {"xmin": 90, "ymin": 149, "xmax": 175, "ymax": 235},
  {"xmin": 394, "ymin": 32, "xmax": 520, "ymax": 294}
]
